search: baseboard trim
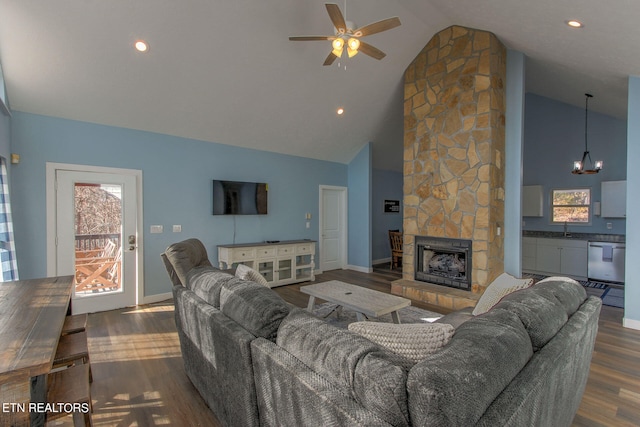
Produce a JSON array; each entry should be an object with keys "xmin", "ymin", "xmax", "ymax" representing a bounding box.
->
[
  {"xmin": 142, "ymin": 292, "xmax": 173, "ymax": 305},
  {"xmin": 372, "ymin": 257, "xmax": 391, "ymax": 265},
  {"xmin": 623, "ymin": 317, "xmax": 640, "ymax": 331},
  {"xmin": 347, "ymin": 264, "xmax": 373, "ymax": 274}
]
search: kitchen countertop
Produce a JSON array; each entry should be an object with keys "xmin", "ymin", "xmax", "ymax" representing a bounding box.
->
[{"xmin": 523, "ymin": 230, "xmax": 625, "ymax": 243}]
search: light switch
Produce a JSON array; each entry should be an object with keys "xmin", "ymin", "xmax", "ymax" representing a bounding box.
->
[
  {"xmin": 150, "ymin": 225, "xmax": 163, "ymax": 234},
  {"xmin": 173, "ymin": 225, "xmax": 182, "ymax": 233}
]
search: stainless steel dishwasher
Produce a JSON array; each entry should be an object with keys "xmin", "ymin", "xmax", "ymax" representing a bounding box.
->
[{"xmin": 588, "ymin": 241, "xmax": 625, "ymax": 283}]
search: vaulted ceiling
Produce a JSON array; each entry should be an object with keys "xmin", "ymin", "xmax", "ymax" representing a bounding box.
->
[{"xmin": 0, "ymin": 0, "xmax": 636, "ymax": 172}]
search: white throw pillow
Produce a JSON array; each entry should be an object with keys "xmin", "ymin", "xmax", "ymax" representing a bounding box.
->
[
  {"xmin": 348, "ymin": 322, "xmax": 454, "ymax": 368},
  {"xmin": 472, "ymin": 272, "xmax": 533, "ymax": 316},
  {"xmin": 235, "ymin": 263, "xmax": 269, "ymax": 287}
]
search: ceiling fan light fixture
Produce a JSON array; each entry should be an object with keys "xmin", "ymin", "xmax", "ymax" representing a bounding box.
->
[
  {"xmin": 289, "ymin": 4, "xmax": 400, "ymax": 65},
  {"xmin": 346, "ymin": 38, "xmax": 359, "ymax": 57},
  {"xmin": 332, "ymin": 38, "xmax": 345, "ymax": 57}
]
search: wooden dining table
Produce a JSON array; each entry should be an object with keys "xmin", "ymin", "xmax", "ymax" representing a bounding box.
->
[{"xmin": 0, "ymin": 276, "xmax": 74, "ymax": 427}]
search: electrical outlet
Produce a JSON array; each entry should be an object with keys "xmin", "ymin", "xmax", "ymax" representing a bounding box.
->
[
  {"xmin": 606, "ymin": 222, "xmax": 613, "ymax": 230},
  {"xmin": 173, "ymin": 225, "xmax": 182, "ymax": 233}
]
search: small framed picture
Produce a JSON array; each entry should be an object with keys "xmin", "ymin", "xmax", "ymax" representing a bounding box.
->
[{"xmin": 384, "ymin": 200, "xmax": 400, "ymax": 213}]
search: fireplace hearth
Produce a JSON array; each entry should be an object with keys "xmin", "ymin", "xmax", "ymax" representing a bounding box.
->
[{"xmin": 415, "ymin": 236, "xmax": 472, "ymax": 291}]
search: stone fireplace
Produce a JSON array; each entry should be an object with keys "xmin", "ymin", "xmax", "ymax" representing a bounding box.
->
[{"xmin": 391, "ymin": 25, "xmax": 506, "ymax": 310}]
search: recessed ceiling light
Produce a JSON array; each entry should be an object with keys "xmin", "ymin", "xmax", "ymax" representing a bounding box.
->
[
  {"xmin": 337, "ymin": 107, "xmax": 344, "ymax": 115},
  {"xmin": 566, "ymin": 20, "xmax": 584, "ymax": 28},
  {"xmin": 134, "ymin": 40, "xmax": 149, "ymax": 52}
]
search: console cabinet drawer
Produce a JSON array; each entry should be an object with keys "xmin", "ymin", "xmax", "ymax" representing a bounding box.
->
[
  {"xmin": 232, "ymin": 248, "xmax": 255, "ymax": 261},
  {"xmin": 296, "ymin": 244, "xmax": 313, "ymax": 255},
  {"xmin": 277, "ymin": 246, "xmax": 295, "ymax": 256},
  {"xmin": 256, "ymin": 247, "xmax": 277, "ymax": 258}
]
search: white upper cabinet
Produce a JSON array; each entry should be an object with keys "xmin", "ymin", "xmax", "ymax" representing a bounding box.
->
[
  {"xmin": 601, "ymin": 180, "xmax": 626, "ymax": 218},
  {"xmin": 522, "ymin": 185, "xmax": 544, "ymax": 217}
]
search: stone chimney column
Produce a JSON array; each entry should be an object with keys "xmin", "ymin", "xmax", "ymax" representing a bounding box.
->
[{"xmin": 402, "ymin": 25, "xmax": 506, "ymax": 293}]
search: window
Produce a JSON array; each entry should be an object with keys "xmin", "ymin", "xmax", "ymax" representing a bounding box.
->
[{"xmin": 551, "ymin": 188, "xmax": 591, "ymax": 224}]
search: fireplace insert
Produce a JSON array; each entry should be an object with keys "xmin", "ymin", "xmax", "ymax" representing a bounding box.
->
[{"xmin": 415, "ymin": 236, "xmax": 472, "ymax": 291}]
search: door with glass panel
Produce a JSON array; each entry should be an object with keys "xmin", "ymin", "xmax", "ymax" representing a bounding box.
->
[{"xmin": 55, "ymin": 170, "xmax": 139, "ymax": 314}]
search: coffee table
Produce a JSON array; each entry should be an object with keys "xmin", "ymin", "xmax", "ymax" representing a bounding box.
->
[{"xmin": 300, "ymin": 280, "xmax": 411, "ymax": 324}]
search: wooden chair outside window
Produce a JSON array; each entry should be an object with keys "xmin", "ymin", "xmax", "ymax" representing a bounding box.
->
[
  {"xmin": 75, "ymin": 240, "xmax": 121, "ymax": 293},
  {"xmin": 388, "ymin": 230, "xmax": 403, "ymax": 270}
]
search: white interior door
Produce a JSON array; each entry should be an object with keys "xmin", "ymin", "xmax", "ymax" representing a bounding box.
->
[
  {"xmin": 319, "ymin": 186, "xmax": 347, "ymax": 271},
  {"xmin": 55, "ymin": 169, "xmax": 139, "ymax": 314}
]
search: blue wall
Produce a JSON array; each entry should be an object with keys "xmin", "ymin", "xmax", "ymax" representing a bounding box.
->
[
  {"xmin": 504, "ymin": 49, "xmax": 526, "ymax": 276},
  {"xmin": 10, "ymin": 112, "xmax": 349, "ymax": 297},
  {"xmin": 347, "ymin": 142, "xmax": 372, "ymax": 270},
  {"xmin": 523, "ymin": 94, "xmax": 627, "ymax": 234},
  {"xmin": 372, "ymin": 168, "xmax": 403, "ymax": 262},
  {"xmin": 625, "ymin": 77, "xmax": 640, "ymax": 326}
]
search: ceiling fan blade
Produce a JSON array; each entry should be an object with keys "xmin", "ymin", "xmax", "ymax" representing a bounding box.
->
[
  {"xmin": 325, "ymin": 3, "xmax": 347, "ymax": 33},
  {"xmin": 354, "ymin": 17, "xmax": 401, "ymax": 37},
  {"xmin": 358, "ymin": 41, "xmax": 386, "ymax": 60},
  {"xmin": 289, "ymin": 36, "xmax": 334, "ymax": 41},
  {"xmin": 323, "ymin": 52, "xmax": 338, "ymax": 66}
]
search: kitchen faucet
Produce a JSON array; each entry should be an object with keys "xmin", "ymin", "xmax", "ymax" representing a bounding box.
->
[{"xmin": 563, "ymin": 221, "xmax": 569, "ymax": 237}]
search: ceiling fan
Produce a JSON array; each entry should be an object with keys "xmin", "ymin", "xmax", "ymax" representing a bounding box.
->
[{"xmin": 289, "ymin": 3, "xmax": 401, "ymax": 66}]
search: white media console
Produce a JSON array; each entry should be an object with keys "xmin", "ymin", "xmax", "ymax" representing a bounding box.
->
[{"xmin": 218, "ymin": 240, "xmax": 316, "ymax": 287}]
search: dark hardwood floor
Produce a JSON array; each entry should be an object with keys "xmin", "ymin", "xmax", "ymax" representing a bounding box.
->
[{"xmin": 71, "ymin": 268, "xmax": 638, "ymax": 426}]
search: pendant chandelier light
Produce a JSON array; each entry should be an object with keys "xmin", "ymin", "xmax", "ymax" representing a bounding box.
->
[{"xmin": 572, "ymin": 93, "xmax": 603, "ymax": 174}]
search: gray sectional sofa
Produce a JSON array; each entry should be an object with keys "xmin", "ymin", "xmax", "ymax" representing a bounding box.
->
[{"xmin": 162, "ymin": 238, "xmax": 601, "ymax": 427}]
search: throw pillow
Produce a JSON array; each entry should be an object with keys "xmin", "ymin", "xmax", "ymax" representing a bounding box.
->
[
  {"xmin": 472, "ymin": 272, "xmax": 533, "ymax": 316},
  {"xmin": 348, "ymin": 322, "xmax": 455, "ymax": 368},
  {"xmin": 235, "ymin": 263, "xmax": 269, "ymax": 287}
]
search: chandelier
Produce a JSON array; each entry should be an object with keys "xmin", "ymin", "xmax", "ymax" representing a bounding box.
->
[{"xmin": 572, "ymin": 93, "xmax": 603, "ymax": 174}]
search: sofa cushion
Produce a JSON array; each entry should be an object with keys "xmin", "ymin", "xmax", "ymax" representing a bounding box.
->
[
  {"xmin": 348, "ymin": 322, "xmax": 454, "ymax": 369},
  {"xmin": 472, "ymin": 272, "xmax": 533, "ymax": 315},
  {"xmin": 493, "ymin": 277, "xmax": 586, "ymax": 350},
  {"xmin": 435, "ymin": 307, "xmax": 474, "ymax": 328},
  {"xmin": 220, "ymin": 280, "xmax": 290, "ymax": 340},
  {"xmin": 235, "ymin": 263, "xmax": 269, "ymax": 287},
  {"xmin": 188, "ymin": 268, "xmax": 240, "ymax": 308},
  {"xmin": 276, "ymin": 309, "xmax": 410, "ymax": 426},
  {"xmin": 534, "ymin": 276, "xmax": 587, "ymax": 316},
  {"xmin": 163, "ymin": 238, "xmax": 213, "ymax": 286},
  {"xmin": 407, "ymin": 308, "xmax": 533, "ymax": 426}
]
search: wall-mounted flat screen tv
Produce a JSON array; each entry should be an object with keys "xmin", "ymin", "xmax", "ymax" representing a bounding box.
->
[{"xmin": 212, "ymin": 180, "xmax": 268, "ymax": 215}]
